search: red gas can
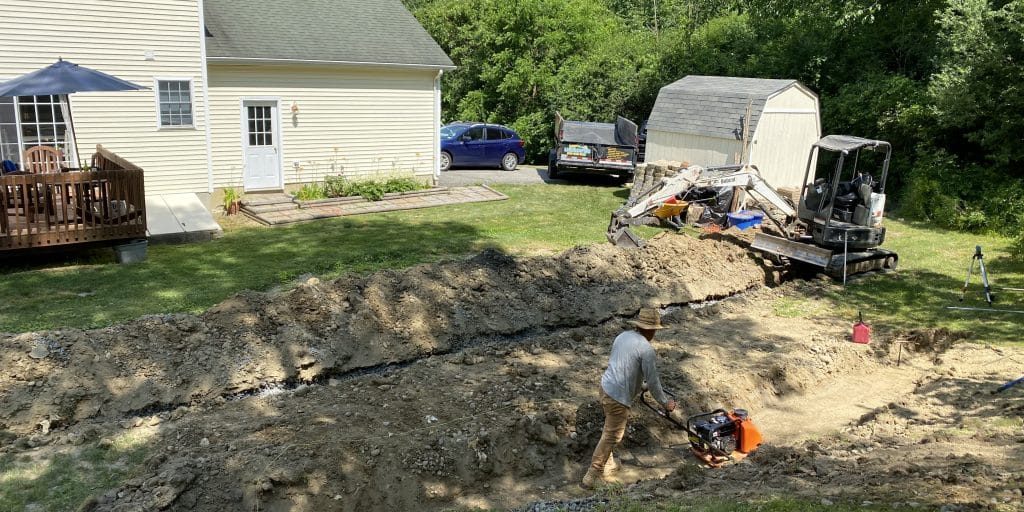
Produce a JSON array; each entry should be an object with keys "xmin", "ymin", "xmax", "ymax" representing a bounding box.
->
[{"xmin": 852, "ymin": 312, "xmax": 871, "ymax": 344}]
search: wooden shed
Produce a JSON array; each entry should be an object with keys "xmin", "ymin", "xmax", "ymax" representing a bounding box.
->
[{"xmin": 644, "ymin": 76, "xmax": 821, "ymax": 190}]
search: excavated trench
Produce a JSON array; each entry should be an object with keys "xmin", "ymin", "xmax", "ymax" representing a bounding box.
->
[
  {"xmin": 212, "ymin": 285, "xmax": 761, "ymax": 407},
  {"xmin": 0, "ymin": 233, "xmax": 774, "ymax": 438}
]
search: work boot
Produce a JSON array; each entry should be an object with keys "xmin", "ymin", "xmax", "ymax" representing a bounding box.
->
[
  {"xmin": 604, "ymin": 454, "xmax": 620, "ymax": 475},
  {"xmin": 580, "ymin": 468, "xmax": 603, "ymax": 489}
]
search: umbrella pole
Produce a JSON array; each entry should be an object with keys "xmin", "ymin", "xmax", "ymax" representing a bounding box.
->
[{"xmin": 60, "ymin": 94, "xmax": 80, "ymax": 167}]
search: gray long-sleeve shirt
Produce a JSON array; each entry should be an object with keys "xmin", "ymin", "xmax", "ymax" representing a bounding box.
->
[{"xmin": 600, "ymin": 330, "xmax": 669, "ymax": 407}]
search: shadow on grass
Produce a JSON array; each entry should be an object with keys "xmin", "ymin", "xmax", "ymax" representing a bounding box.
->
[
  {"xmin": 0, "ymin": 217, "xmax": 492, "ymax": 332},
  {"xmin": 0, "ymin": 183, "xmax": 637, "ymax": 333},
  {"xmin": 552, "ymin": 172, "xmax": 628, "ymax": 188},
  {"xmin": 0, "ymin": 441, "xmax": 148, "ymax": 511}
]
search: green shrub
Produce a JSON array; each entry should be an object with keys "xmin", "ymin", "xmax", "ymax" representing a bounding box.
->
[
  {"xmin": 221, "ymin": 187, "xmax": 240, "ymax": 211},
  {"xmin": 346, "ymin": 176, "xmax": 428, "ymax": 201},
  {"xmin": 294, "ymin": 183, "xmax": 327, "ymax": 201}
]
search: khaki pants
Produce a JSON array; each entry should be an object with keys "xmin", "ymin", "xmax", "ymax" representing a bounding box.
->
[{"xmin": 589, "ymin": 388, "xmax": 630, "ymax": 472}]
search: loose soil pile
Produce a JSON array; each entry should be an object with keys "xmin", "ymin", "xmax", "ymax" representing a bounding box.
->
[{"xmin": 1, "ymin": 233, "xmax": 1021, "ymax": 512}]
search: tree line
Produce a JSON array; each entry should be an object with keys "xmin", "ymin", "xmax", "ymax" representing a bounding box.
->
[{"xmin": 408, "ymin": 0, "xmax": 1023, "ymax": 249}]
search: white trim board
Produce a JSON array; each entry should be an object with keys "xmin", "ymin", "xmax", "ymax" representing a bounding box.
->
[
  {"xmin": 198, "ymin": 0, "xmax": 215, "ymax": 193},
  {"xmin": 207, "ymin": 56, "xmax": 456, "ymax": 71}
]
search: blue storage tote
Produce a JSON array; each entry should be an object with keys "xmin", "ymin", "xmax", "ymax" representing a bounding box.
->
[{"xmin": 726, "ymin": 210, "xmax": 765, "ymax": 230}]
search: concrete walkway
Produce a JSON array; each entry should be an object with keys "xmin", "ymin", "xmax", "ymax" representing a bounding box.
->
[{"xmin": 241, "ymin": 186, "xmax": 508, "ymax": 226}]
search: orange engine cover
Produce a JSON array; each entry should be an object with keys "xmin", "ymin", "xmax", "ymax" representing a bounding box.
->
[{"xmin": 728, "ymin": 412, "xmax": 763, "ymax": 454}]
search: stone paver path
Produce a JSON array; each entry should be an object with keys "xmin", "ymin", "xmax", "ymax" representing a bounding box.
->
[{"xmin": 242, "ymin": 186, "xmax": 508, "ymax": 226}]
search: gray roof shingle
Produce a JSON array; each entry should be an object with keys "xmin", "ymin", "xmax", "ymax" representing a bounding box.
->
[
  {"xmin": 204, "ymin": 0, "xmax": 454, "ymax": 69},
  {"xmin": 647, "ymin": 76, "xmax": 808, "ymax": 140}
]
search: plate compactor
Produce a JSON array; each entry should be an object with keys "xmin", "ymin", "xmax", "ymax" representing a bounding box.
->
[{"xmin": 642, "ymin": 391, "xmax": 763, "ymax": 467}]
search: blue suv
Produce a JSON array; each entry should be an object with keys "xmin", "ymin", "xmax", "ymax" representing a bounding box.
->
[{"xmin": 440, "ymin": 122, "xmax": 526, "ymax": 171}]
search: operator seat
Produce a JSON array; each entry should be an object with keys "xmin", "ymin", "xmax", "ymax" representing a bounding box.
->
[{"xmin": 831, "ymin": 174, "xmax": 875, "ymax": 224}]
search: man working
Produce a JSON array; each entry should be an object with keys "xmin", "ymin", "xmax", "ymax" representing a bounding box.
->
[{"xmin": 582, "ymin": 307, "xmax": 676, "ymax": 489}]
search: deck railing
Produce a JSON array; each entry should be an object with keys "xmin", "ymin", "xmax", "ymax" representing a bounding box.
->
[{"xmin": 0, "ymin": 146, "xmax": 146, "ymax": 251}]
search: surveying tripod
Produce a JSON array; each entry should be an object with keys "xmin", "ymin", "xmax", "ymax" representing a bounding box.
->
[{"xmin": 960, "ymin": 245, "xmax": 994, "ymax": 305}]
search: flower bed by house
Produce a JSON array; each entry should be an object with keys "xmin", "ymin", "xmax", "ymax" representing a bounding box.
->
[{"xmin": 294, "ymin": 175, "xmax": 430, "ymax": 202}]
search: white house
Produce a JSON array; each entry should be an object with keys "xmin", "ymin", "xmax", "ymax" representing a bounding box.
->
[
  {"xmin": 0, "ymin": 0, "xmax": 453, "ymax": 204},
  {"xmin": 645, "ymin": 75, "xmax": 821, "ymax": 190}
]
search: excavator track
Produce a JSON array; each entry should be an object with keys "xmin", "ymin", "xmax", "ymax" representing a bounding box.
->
[
  {"xmin": 824, "ymin": 249, "xmax": 899, "ymax": 278},
  {"xmin": 751, "ymin": 233, "xmax": 898, "ymax": 278}
]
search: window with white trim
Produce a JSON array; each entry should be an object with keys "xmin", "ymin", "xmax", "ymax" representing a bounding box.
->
[
  {"xmin": 157, "ymin": 80, "xmax": 194, "ymax": 127},
  {"xmin": 0, "ymin": 95, "xmax": 74, "ymax": 167}
]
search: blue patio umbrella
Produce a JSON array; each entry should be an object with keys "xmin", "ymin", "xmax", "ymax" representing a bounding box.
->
[{"xmin": 0, "ymin": 58, "xmax": 147, "ymax": 165}]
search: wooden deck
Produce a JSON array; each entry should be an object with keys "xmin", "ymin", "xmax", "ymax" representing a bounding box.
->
[{"xmin": 0, "ymin": 146, "xmax": 146, "ymax": 251}]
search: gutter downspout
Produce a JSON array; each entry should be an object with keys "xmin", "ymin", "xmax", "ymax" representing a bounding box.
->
[
  {"xmin": 433, "ymin": 69, "xmax": 443, "ymax": 185},
  {"xmin": 198, "ymin": 0, "xmax": 215, "ymax": 194}
]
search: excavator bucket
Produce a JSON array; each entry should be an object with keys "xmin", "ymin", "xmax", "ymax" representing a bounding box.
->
[{"xmin": 607, "ymin": 215, "xmax": 646, "ymax": 248}]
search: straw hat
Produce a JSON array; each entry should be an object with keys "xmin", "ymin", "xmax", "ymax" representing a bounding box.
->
[{"xmin": 628, "ymin": 307, "xmax": 665, "ymax": 330}]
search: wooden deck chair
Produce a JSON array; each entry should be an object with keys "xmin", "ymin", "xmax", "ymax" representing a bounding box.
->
[
  {"xmin": 23, "ymin": 146, "xmax": 63, "ymax": 174},
  {"xmin": 21, "ymin": 146, "xmax": 66, "ymax": 223}
]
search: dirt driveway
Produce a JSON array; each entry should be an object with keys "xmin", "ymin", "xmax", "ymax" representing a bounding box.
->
[
  {"xmin": 439, "ymin": 165, "xmax": 552, "ymax": 187},
  {"xmin": 439, "ymin": 165, "xmax": 628, "ymax": 188}
]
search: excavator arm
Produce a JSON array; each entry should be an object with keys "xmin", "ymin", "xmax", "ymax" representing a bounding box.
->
[{"xmin": 608, "ymin": 164, "xmax": 797, "ymax": 248}]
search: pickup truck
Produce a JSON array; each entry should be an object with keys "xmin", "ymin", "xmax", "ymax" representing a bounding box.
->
[{"xmin": 548, "ymin": 112, "xmax": 639, "ymax": 181}]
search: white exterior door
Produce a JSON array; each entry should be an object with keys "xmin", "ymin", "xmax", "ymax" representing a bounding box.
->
[{"xmin": 242, "ymin": 101, "xmax": 281, "ymax": 190}]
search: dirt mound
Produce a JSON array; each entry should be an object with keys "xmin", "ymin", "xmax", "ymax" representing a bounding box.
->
[
  {"xmin": 0, "ymin": 234, "xmax": 767, "ymax": 437},
  {"xmin": 904, "ymin": 328, "xmax": 973, "ymax": 360}
]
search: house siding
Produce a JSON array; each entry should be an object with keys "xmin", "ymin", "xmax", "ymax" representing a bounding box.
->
[
  {"xmin": 207, "ymin": 64, "xmax": 437, "ymax": 190},
  {"xmin": 0, "ymin": 0, "xmax": 209, "ymax": 195}
]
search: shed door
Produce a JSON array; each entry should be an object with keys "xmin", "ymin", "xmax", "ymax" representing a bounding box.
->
[{"xmin": 242, "ymin": 101, "xmax": 281, "ymax": 190}]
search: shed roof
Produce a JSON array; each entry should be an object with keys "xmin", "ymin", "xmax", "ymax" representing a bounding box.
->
[
  {"xmin": 647, "ymin": 76, "xmax": 806, "ymax": 140},
  {"xmin": 204, "ymin": 0, "xmax": 454, "ymax": 69}
]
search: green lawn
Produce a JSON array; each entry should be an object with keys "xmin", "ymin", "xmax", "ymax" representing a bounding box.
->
[
  {"xmin": 0, "ymin": 432, "xmax": 149, "ymax": 511},
  {"xmin": 824, "ymin": 220, "xmax": 1024, "ymax": 344},
  {"xmin": 1, "ymin": 183, "xmax": 1021, "ymax": 341},
  {"xmin": 0, "ymin": 183, "xmax": 628, "ymax": 332}
]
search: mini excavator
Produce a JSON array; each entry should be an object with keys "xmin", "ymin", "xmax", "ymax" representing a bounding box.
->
[{"xmin": 607, "ymin": 135, "xmax": 899, "ymax": 278}]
